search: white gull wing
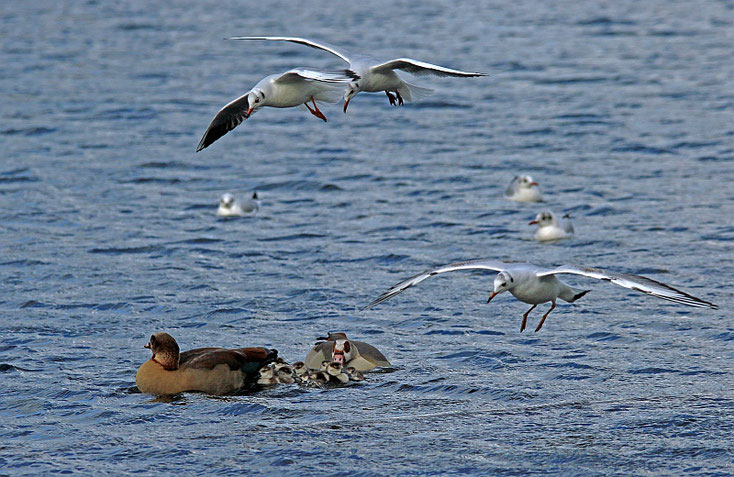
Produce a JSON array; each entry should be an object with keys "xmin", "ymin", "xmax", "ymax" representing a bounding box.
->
[
  {"xmin": 537, "ymin": 266, "xmax": 718, "ymax": 309},
  {"xmin": 363, "ymin": 259, "xmax": 512, "ymax": 310},
  {"xmin": 370, "ymin": 58, "xmax": 487, "ymax": 77},
  {"xmin": 228, "ymin": 36, "xmax": 353, "ymax": 65},
  {"xmin": 274, "ymin": 68, "xmax": 352, "ymax": 85},
  {"xmin": 196, "ymin": 92, "xmax": 252, "ymax": 152}
]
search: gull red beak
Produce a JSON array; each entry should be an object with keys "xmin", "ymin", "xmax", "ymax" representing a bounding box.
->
[
  {"xmin": 528, "ymin": 220, "xmax": 538, "ymax": 225},
  {"xmin": 343, "ymin": 98, "xmax": 350, "ymax": 113},
  {"xmin": 487, "ymin": 291, "xmax": 498, "ymax": 303},
  {"xmin": 529, "ymin": 181, "xmax": 538, "ymax": 187},
  {"xmin": 246, "ymin": 107, "xmax": 254, "ymax": 117}
]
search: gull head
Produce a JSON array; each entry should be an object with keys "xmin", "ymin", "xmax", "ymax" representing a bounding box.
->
[
  {"xmin": 516, "ymin": 175, "xmax": 539, "ymax": 189},
  {"xmin": 219, "ymin": 193, "xmax": 236, "ymax": 209},
  {"xmin": 343, "ymin": 82, "xmax": 361, "ymax": 113},
  {"xmin": 488, "ymin": 271, "xmax": 514, "ymax": 302},
  {"xmin": 247, "ymin": 89, "xmax": 266, "ymax": 116},
  {"xmin": 529, "ymin": 210, "xmax": 556, "ymax": 228}
]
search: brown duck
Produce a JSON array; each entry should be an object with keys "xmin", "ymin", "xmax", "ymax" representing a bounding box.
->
[
  {"xmin": 136, "ymin": 332, "xmax": 277, "ymax": 395},
  {"xmin": 304, "ymin": 332, "xmax": 391, "ymax": 371}
]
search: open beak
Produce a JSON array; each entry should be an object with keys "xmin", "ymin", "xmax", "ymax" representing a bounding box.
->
[
  {"xmin": 487, "ymin": 291, "xmax": 498, "ymax": 303},
  {"xmin": 528, "ymin": 220, "xmax": 538, "ymax": 225},
  {"xmin": 343, "ymin": 98, "xmax": 351, "ymax": 113}
]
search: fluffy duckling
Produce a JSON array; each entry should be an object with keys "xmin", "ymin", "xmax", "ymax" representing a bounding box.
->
[
  {"xmin": 292, "ymin": 361, "xmax": 307, "ymax": 377},
  {"xmin": 276, "ymin": 365, "xmax": 295, "ymax": 384},
  {"xmin": 345, "ymin": 366, "xmax": 365, "ymax": 382},
  {"xmin": 136, "ymin": 332, "xmax": 277, "ymax": 395},
  {"xmin": 326, "ymin": 362, "xmax": 349, "ymax": 383},
  {"xmin": 257, "ymin": 365, "xmax": 279, "ymax": 386},
  {"xmin": 505, "ymin": 175, "xmax": 542, "ymax": 203},
  {"xmin": 272, "ymin": 357, "xmax": 289, "ymax": 371},
  {"xmin": 306, "ymin": 370, "xmax": 330, "ymax": 385},
  {"xmin": 529, "ymin": 210, "xmax": 574, "ymax": 242}
]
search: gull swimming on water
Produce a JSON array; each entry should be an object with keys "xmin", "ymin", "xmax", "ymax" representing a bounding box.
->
[
  {"xmin": 505, "ymin": 175, "xmax": 542, "ymax": 202},
  {"xmin": 227, "ymin": 36, "xmax": 486, "ymax": 112},
  {"xmin": 364, "ymin": 259, "xmax": 718, "ymax": 332},
  {"xmin": 196, "ymin": 68, "xmax": 353, "ymax": 151},
  {"xmin": 530, "ymin": 210, "xmax": 574, "ymax": 242},
  {"xmin": 217, "ymin": 192, "xmax": 261, "ymax": 217}
]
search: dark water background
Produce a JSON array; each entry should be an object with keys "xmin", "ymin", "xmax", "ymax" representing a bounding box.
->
[{"xmin": 1, "ymin": 1, "xmax": 733, "ymax": 475}]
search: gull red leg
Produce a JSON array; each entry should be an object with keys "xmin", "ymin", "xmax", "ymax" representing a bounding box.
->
[
  {"xmin": 304, "ymin": 97, "xmax": 327, "ymax": 122},
  {"xmin": 385, "ymin": 91, "xmax": 397, "ymax": 106},
  {"xmin": 535, "ymin": 301, "xmax": 557, "ymax": 332},
  {"xmin": 395, "ymin": 90, "xmax": 404, "ymax": 106},
  {"xmin": 520, "ymin": 304, "xmax": 537, "ymax": 332}
]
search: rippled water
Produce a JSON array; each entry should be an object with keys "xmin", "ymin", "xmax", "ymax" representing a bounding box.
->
[{"xmin": 2, "ymin": 0, "xmax": 733, "ymax": 475}]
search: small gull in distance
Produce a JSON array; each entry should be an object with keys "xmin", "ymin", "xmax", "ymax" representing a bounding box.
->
[
  {"xmin": 505, "ymin": 175, "xmax": 542, "ymax": 202},
  {"xmin": 217, "ymin": 192, "xmax": 261, "ymax": 217},
  {"xmin": 197, "ymin": 68, "xmax": 353, "ymax": 151},
  {"xmin": 529, "ymin": 210, "xmax": 574, "ymax": 242},
  {"xmin": 364, "ymin": 259, "xmax": 718, "ymax": 332},
  {"xmin": 228, "ymin": 36, "xmax": 487, "ymax": 112}
]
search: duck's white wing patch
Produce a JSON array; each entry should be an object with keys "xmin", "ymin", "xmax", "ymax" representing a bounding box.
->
[
  {"xmin": 363, "ymin": 259, "xmax": 511, "ymax": 310},
  {"xmin": 371, "ymin": 58, "xmax": 487, "ymax": 77},
  {"xmin": 538, "ymin": 265, "xmax": 718, "ymax": 309}
]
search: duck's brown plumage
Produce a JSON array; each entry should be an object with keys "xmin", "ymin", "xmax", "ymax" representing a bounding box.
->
[{"xmin": 136, "ymin": 332, "xmax": 277, "ymax": 395}]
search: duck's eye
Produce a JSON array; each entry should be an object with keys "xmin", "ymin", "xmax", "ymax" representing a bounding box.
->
[{"xmin": 510, "ymin": 277, "xmax": 514, "ymax": 283}]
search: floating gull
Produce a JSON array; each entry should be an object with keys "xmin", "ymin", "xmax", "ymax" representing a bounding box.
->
[
  {"xmin": 228, "ymin": 36, "xmax": 486, "ymax": 112},
  {"xmin": 217, "ymin": 192, "xmax": 261, "ymax": 217},
  {"xmin": 505, "ymin": 175, "xmax": 542, "ymax": 202},
  {"xmin": 530, "ymin": 210, "xmax": 574, "ymax": 242},
  {"xmin": 364, "ymin": 259, "xmax": 718, "ymax": 332}
]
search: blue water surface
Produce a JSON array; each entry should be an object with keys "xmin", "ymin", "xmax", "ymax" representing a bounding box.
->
[{"xmin": 1, "ymin": 0, "xmax": 733, "ymax": 475}]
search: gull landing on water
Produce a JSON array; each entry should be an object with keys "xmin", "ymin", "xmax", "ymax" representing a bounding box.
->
[
  {"xmin": 364, "ymin": 259, "xmax": 718, "ymax": 332},
  {"xmin": 196, "ymin": 68, "xmax": 354, "ymax": 151},
  {"xmin": 227, "ymin": 36, "xmax": 487, "ymax": 112}
]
